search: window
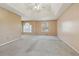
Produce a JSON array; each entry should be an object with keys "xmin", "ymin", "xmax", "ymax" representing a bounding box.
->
[
  {"xmin": 41, "ymin": 22, "xmax": 49, "ymax": 32},
  {"xmin": 23, "ymin": 23, "xmax": 32, "ymax": 32}
]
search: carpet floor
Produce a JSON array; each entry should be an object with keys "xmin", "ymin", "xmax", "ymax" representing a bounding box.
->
[{"xmin": 0, "ymin": 35, "xmax": 78, "ymax": 56}]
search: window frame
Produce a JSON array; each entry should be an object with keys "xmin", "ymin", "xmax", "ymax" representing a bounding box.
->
[{"xmin": 22, "ymin": 21, "xmax": 33, "ymax": 33}]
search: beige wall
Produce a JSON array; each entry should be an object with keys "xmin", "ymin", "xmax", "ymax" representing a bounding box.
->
[
  {"xmin": 22, "ymin": 20, "xmax": 57, "ymax": 36},
  {"xmin": 37, "ymin": 21, "xmax": 57, "ymax": 36},
  {"xmin": 22, "ymin": 21, "xmax": 36, "ymax": 35},
  {"xmin": 57, "ymin": 4, "xmax": 79, "ymax": 53},
  {"xmin": 0, "ymin": 7, "xmax": 21, "ymax": 45}
]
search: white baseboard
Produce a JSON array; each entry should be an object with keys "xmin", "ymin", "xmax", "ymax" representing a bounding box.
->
[
  {"xmin": 0, "ymin": 38, "xmax": 20, "ymax": 47},
  {"xmin": 58, "ymin": 36, "xmax": 79, "ymax": 54}
]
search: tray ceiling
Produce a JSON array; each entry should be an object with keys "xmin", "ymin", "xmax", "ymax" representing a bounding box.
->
[{"xmin": 0, "ymin": 3, "xmax": 72, "ymax": 21}]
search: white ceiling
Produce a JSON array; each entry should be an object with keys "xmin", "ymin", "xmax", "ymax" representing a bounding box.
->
[{"xmin": 0, "ymin": 3, "xmax": 72, "ymax": 21}]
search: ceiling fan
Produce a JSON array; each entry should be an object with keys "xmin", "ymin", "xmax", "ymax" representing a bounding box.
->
[{"xmin": 31, "ymin": 3, "xmax": 45, "ymax": 11}]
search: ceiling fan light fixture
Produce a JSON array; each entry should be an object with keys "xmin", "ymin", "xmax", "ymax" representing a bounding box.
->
[{"xmin": 33, "ymin": 3, "xmax": 41, "ymax": 10}]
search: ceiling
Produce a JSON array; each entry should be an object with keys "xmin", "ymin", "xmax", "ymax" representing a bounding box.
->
[{"xmin": 0, "ymin": 3, "xmax": 72, "ymax": 21}]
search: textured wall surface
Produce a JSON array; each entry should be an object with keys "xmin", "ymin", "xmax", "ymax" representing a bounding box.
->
[
  {"xmin": 0, "ymin": 7, "xmax": 21, "ymax": 45},
  {"xmin": 57, "ymin": 4, "xmax": 79, "ymax": 53}
]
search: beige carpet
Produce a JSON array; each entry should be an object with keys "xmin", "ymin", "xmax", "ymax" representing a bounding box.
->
[{"xmin": 0, "ymin": 35, "xmax": 78, "ymax": 56}]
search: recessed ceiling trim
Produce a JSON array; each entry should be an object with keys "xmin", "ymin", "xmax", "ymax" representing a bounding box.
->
[{"xmin": 0, "ymin": 3, "xmax": 72, "ymax": 21}]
